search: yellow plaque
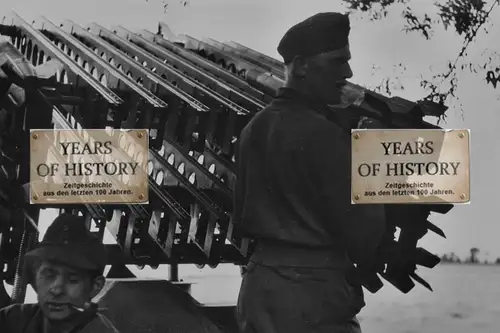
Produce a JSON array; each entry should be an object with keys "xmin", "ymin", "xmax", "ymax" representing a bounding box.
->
[
  {"xmin": 351, "ymin": 129, "xmax": 470, "ymax": 204},
  {"xmin": 30, "ymin": 129, "xmax": 149, "ymax": 204}
]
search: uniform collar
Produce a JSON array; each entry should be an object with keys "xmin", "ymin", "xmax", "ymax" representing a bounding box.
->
[
  {"xmin": 276, "ymin": 87, "xmax": 354, "ymax": 133},
  {"xmin": 276, "ymin": 87, "xmax": 330, "ymax": 117},
  {"xmin": 276, "ymin": 87, "xmax": 310, "ymax": 102}
]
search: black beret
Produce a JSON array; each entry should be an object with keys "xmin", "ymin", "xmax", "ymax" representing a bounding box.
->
[{"xmin": 278, "ymin": 12, "xmax": 350, "ymax": 64}]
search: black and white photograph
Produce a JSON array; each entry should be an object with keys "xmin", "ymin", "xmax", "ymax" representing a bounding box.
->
[{"xmin": 0, "ymin": 0, "xmax": 498, "ymax": 332}]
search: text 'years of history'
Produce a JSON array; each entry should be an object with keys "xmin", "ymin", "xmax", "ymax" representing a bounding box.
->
[
  {"xmin": 351, "ymin": 129, "xmax": 470, "ymax": 204},
  {"xmin": 30, "ymin": 129, "xmax": 149, "ymax": 204}
]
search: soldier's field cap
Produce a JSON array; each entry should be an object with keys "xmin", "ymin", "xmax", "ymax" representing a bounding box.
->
[
  {"xmin": 277, "ymin": 12, "xmax": 350, "ymax": 64},
  {"xmin": 25, "ymin": 213, "xmax": 107, "ymax": 271}
]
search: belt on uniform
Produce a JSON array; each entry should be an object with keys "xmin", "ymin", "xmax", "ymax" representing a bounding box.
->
[{"xmin": 250, "ymin": 240, "xmax": 353, "ymax": 269}]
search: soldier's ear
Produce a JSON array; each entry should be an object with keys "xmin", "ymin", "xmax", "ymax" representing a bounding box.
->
[
  {"xmin": 90, "ymin": 275, "xmax": 105, "ymax": 297},
  {"xmin": 290, "ymin": 55, "xmax": 308, "ymax": 79}
]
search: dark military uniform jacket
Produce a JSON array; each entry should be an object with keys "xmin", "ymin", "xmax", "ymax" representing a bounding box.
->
[
  {"xmin": 234, "ymin": 88, "xmax": 387, "ymax": 333},
  {"xmin": 233, "ymin": 87, "xmax": 385, "ymax": 264},
  {"xmin": 0, "ymin": 303, "xmax": 120, "ymax": 333}
]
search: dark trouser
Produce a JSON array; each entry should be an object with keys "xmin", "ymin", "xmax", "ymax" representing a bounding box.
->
[{"xmin": 236, "ymin": 244, "xmax": 365, "ymax": 333}]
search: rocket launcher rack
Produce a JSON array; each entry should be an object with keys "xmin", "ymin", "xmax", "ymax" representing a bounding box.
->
[{"xmin": 0, "ymin": 12, "xmax": 454, "ymax": 299}]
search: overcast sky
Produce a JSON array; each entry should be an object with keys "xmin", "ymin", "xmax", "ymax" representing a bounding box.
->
[{"xmin": 1, "ymin": 0, "xmax": 499, "ymax": 260}]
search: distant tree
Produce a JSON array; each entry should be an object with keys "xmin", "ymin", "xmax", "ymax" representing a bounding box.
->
[
  {"xmin": 440, "ymin": 252, "xmax": 463, "ymax": 263},
  {"xmin": 469, "ymin": 247, "xmax": 480, "ymax": 263},
  {"xmin": 496, "ymin": 258, "xmax": 500, "ymax": 264},
  {"xmin": 342, "ymin": 0, "xmax": 500, "ymax": 110}
]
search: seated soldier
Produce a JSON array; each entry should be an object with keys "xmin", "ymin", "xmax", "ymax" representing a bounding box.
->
[{"xmin": 0, "ymin": 213, "xmax": 119, "ymax": 332}]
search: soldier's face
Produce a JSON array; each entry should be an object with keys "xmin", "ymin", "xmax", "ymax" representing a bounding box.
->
[
  {"xmin": 34, "ymin": 261, "xmax": 103, "ymax": 321},
  {"xmin": 305, "ymin": 49, "xmax": 353, "ymax": 104}
]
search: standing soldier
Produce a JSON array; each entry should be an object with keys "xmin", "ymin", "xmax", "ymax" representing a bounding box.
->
[
  {"xmin": 0, "ymin": 213, "xmax": 119, "ymax": 332},
  {"xmin": 233, "ymin": 12, "xmax": 387, "ymax": 333}
]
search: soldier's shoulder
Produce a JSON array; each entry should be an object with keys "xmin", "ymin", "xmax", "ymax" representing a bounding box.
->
[
  {"xmin": 0, "ymin": 302, "xmax": 38, "ymax": 317},
  {"xmin": 249, "ymin": 102, "xmax": 278, "ymax": 121},
  {"xmin": 0, "ymin": 303, "xmax": 39, "ymax": 331},
  {"xmin": 241, "ymin": 99, "xmax": 342, "ymax": 138},
  {"xmin": 239, "ymin": 102, "xmax": 275, "ymax": 135},
  {"xmin": 250, "ymin": 99, "xmax": 317, "ymax": 125},
  {"xmin": 0, "ymin": 303, "xmax": 22, "ymax": 314}
]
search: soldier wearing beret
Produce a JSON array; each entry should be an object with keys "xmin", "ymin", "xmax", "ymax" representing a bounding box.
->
[
  {"xmin": 0, "ymin": 213, "xmax": 120, "ymax": 333},
  {"xmin": 233, "ymin": 12, "xmax": 387, "ymax": 333}
]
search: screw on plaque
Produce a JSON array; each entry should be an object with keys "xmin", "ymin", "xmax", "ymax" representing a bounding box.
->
[
  {"xmin": 32, "ymin": 194, "xmax": 39, "ymax": 201},
  {"xmin": 138, "ymin": 193, "xmax": 145, "ymax": 200},
  {"xmin": 137, "ymin": 131, "xmax": 144, "ymax": 139},
  {"xmin": 32, "ymin": 133, "xmax": 39, "ymax": 140},
  {"xmin": 353, "ymin": 133, "xmax": 360, "ymax": 140},
  {"xmin": 460, "ymin": 193, "xmax": 467, "ymax": 200},
  {"xmin": 458, "ymin": 132, "xmax": 465, "ymax": 139},
  {"xmin": 354, "ymin": 194, "xmax": 360, "ymax": 200}
]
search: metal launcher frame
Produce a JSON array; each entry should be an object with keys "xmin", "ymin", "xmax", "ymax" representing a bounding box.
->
[{"xmin": 0, "ymin": 12, "xmax": 453, "ymax": 305}]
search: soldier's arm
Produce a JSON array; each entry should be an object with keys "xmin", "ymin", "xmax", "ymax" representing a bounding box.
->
[{"xmin": 305, "ymin": 120, "xmax": 386, "ymax": 265}]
